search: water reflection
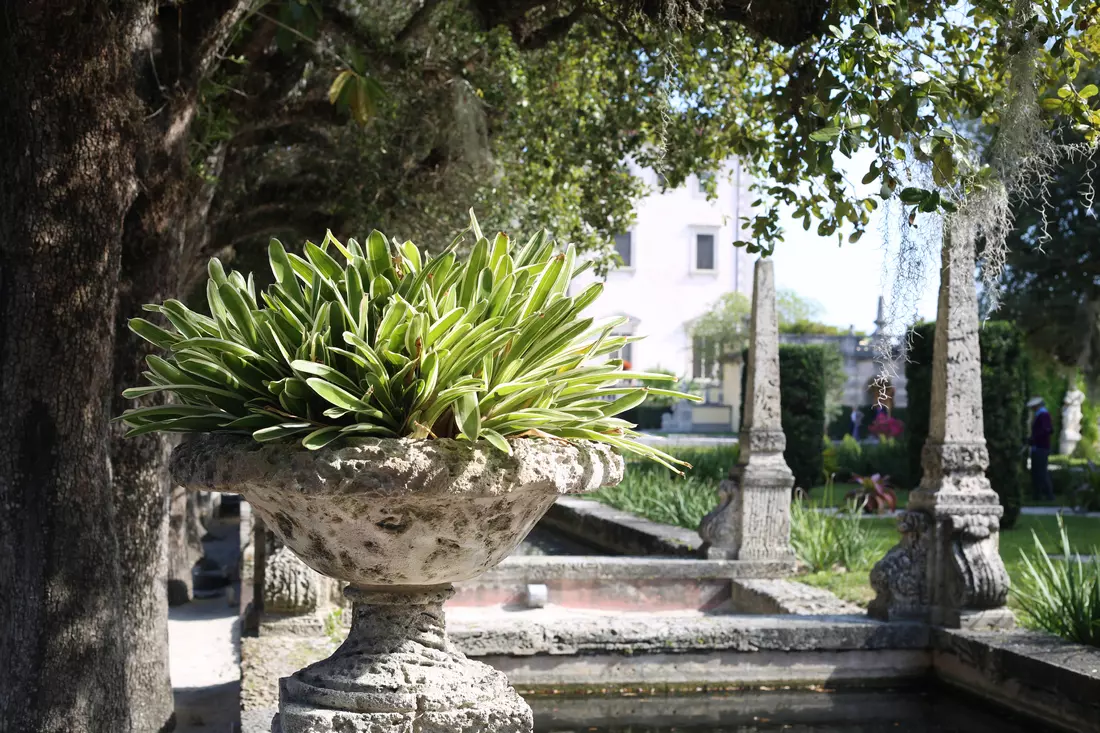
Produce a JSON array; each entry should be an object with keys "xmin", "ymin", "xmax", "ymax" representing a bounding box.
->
[{"xmin": 529, "ymin": 688, "xmax": 1053, "ymax": 733}]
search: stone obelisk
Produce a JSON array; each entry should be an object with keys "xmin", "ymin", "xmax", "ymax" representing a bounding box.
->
[
  {"xmin": 699, "ymin": 259, "xmax": 796, "ymax": 572},
  {"xmin": 869, "ymin": 229, "xmax": 1012, "ymax": 629}
]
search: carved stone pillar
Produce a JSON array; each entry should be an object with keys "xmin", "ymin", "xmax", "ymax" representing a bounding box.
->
[
  {"xmin": 870, "ymin": 231, "xmax": 1012, "ymax": 629},
  {"xmin": 699, "ymin": 259, "xmax": 796, "ymax": 567},
  {"xmin": 262, "ymin": 543, "xmax": 343, "ymax": 634}
]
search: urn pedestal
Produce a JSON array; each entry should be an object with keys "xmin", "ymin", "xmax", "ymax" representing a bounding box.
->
[{"xmin": 171, "ymin": 434, "xmax": 623, "ymax": 733}]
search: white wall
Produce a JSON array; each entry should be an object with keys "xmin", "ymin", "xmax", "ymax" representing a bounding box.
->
[{"xmin": 573, "ymin": 159, "xmax": 754, "ymax": 378}]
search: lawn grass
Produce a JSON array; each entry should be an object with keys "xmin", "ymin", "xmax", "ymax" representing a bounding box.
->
[
  {"xmin": 805, "ymin": 484, "xmax": 1065, "ymax": 510},
  {"xmin": 590, "ymin": 450, "xmax": 1100, "ymax": 612},
  {"xmin": 797, "ymin": 514, "xmax": 1100, "ymax": 608},
  {"xmin": 589, "ymin": 470, "xmax": 1100, "ymax": 610}
]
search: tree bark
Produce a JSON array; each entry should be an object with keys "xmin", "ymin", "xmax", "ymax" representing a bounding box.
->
[
  {"xmin": 110, "ymin": 189, "xmax": 187, "ymax": 730},
  {"xmin": 0, "ymin": 2, "xmax": 153, "ymax": 731}
]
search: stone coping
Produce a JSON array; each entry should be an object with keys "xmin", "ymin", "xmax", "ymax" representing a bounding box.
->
[
  {"xmin": 448, "ymin": 610, "xmax": 930, "ymax": 657},
  {"xmin": 463, "ymin": 554, "xmax": 796, "ymax": 582},
  {"xmin": 932, "ymin": 628, "xmax": 1100, "ymax": 733},
  {"xmin": 542, "ymin": 496, "xmax": 703, "ymax": 556},
  {"xmin": 241, "ymin": 607, "xmax": 1100, "ymax": 733}
]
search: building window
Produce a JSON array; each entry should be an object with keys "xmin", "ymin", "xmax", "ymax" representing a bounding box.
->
[
  {"xmin": 692, "ymin": 336, "xmax": 721, "ymax": 380},
  {"xmin": 695, "ymin": 233, "xmax": 716, "ymax": 271},
  {"xmin": 697, "ymin": 172, "xmax": 714, "ymax": 193},
  {"xmin": 613, "ymin": 233, "xmax": 633, "ymax": 268}
]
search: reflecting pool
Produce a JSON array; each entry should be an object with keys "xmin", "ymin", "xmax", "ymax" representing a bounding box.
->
[{"xmin": 529, "ymin": 688, "xmax": 1053, "ymax": 732}]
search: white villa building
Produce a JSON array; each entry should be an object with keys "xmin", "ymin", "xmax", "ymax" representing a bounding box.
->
[{"xmin": 572, "ymin": 158, "xmax": 755, "ymax": 380}]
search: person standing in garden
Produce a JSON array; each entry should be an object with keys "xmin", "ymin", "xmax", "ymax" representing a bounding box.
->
[
  {"xmin": 851, "ymin": 407, "xmax": 864, "ymax": 441},
  {"xmin": 1028, "ymin": 397, "xmax": 1055, "ymax": 501}
]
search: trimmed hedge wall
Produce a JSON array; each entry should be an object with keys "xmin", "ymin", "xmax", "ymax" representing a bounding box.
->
[
  {"xmin": 906, "ymin": 321, "xmax": 1028, "ymax": 527},
  {"xmin": 982, "ymin": 323, "xmax": 1028, "ymax": 526},
  {"xmin": 906, "ymin": 323, "xmax": 936, "ymax": 491},
  {"xmin": 778, "ymin": 344, "xmax": 828, "ymax": 489}
]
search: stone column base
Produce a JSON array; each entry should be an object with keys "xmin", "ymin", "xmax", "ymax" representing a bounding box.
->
[
  {"xmin": 272, "ymin": 585, "xmax": 531, "ymax": 733},
  {"xmin": 870, "ymin": 485, "xmax": 1014, "ymax": 630}
]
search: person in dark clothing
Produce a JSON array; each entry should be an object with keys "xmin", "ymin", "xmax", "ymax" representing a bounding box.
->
[{"xmin": 1027, "ymin": 396, "xmax": 1055, "ymax": 501}]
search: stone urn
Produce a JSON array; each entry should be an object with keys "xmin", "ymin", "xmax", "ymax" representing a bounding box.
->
[{"xmin": 171, "ymin": 433, "xmax": 623, "ymax": 733}]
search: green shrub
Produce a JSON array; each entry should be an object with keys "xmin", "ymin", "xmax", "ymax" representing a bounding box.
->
[
  {"xmin": 1013, "ymin": 515, "xmax": 1100, "ymax": 648},
  {"xmin": 822, "ymin": 436, "xmax": 838, "ymax": 480},
  {"xmin": 1051, "ymin": 455, "xmax": 1090, "ymax": 469},
  {"xmin": 620, "ymin": 404, "xmax": 672, "ymax": 430},
  {"xmin": 590, "ymin": 473, "xmax": 717, "ymax": 530},
  {"xmin": 906, "ymin": 323, "xmax": 936, "ymax": 490},
  {"xmin": 1075, "ymin": 384, "xmax": 1099, "ymax": 460},
  {"xmin": 907, "ymin": 321, "xmax": 1027, "ymax": 526},
  {"xmin": 834, "ymin": 435, "xmax": 864, "ymax": 481},
  {"xmin": 626, "ymin": 444, "xmax": 738, "ymax": 484},
  {"xmin": 779, "ymin": 344, "xmax": 828, "ymax": 490},
  {"xmin": 862, "ymin": 437, "xmax": 913, "ymax": 489},
  {"xmin": 790, "ymin": 485, "xmax": 887, "ymax": 572},
  {"xmin": 826, "ymin": 406, "xmax": 852, "ymax": 441},
  {"xmin": 120, "ymin": 212, "xmax": 695, "ymax": 465},
  {"xmin": 981, "ymin": 322, "xmax": 1028, "ymax": 526},
  {"xmin": 1051, "ymin": 466, "xmax": 1083, "ymax": 497}
]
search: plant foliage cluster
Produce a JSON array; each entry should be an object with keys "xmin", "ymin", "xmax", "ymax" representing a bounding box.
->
[
  {"xmin": 1014, "ymin": 515, "xmax": 1100, "ymax": 647},
  {"xmin": 790, "ymin": 481, "xmax": 888, "ymax": 573},
  {"xmin": 121, "ymin": 212, "xmax": 696, "ymax": 465}
]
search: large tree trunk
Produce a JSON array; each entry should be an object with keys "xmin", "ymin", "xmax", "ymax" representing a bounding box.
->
[
  {"xmin": 0, "ymin": 3, "xmax": 153, "ymax": 731},
  {"xmin": 109, "ymin": 189, "xmax": 188, "ymax": 730}
]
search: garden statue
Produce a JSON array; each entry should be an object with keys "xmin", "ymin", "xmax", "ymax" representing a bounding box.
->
[
  {"xmin": 121, "ymin": 211, "xmax": 694, "ymax": 732},
  {"xmin": 1061, "ymin": 387, "xmax": 1085, "ymax": 456}
]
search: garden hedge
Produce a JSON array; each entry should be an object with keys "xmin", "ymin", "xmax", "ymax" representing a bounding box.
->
[
  {"xmin": 737, "ymin": 345, "xmax": 827, "ymax": 488},
  {"xmin": 906, "ymin": 321, "xmax": 1028, "ymax": 527},
  {"xmin": 778, "ymin": 344, "xmax": 828, "ymax": 489}
]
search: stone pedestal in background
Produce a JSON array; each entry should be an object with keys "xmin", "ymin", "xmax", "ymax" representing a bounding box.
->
[
  {"xmin": 699, "ymin": 259, "xmax": 795, "ymax": 567},
  {"xmin": 1061, "ymin": 387, "xmax": 1085, "ymax": 456},
  {"xmin": 870, "ymin": 232, "xmax": 1012, "ymax": 629}
]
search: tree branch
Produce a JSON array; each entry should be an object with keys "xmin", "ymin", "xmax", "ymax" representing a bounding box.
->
[
  {"xmin": 514, "ymin": 5, "xmax": 586, "ymax": 51},
  {"xmin": 395, "ymin": 0, "xmax": 447, "ymax": 44},
  {"xmin": 468, "ymin": 0, "xmax": 832, "ymax": 49}
]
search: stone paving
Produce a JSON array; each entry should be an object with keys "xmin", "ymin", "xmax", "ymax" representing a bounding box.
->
[{"xmin": 170, "ymin": 513, "xmax": 242, "ymax": 733}]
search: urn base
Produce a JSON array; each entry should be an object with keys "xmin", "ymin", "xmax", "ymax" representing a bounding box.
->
[{"xmin": 271, "ymin": 585, "xmax": 532, "ymax": 733}]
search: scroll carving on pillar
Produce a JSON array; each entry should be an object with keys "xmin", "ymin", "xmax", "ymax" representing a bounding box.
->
[
  {"xmin": 869, "ymin": 511, "xmax": 929, "ymax": 619},
  {"xmin": 946, "ymin": 512, "xmax": 1010, "ymax": 610}
]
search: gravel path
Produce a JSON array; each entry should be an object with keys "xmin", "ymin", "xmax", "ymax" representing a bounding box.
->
[{"xmin": 170, "ymin": 512, "xmax": 242, "ymax": 733}]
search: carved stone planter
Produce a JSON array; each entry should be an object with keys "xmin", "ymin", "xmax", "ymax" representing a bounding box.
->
[{"xmin": 171, "ymin": 434, "xmax": 622, "ymax": 733}]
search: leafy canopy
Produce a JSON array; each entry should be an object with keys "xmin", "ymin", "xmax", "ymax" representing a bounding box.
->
[
  {"xmin": 199, "ymin": 1, "xmax": 1100, "ymax": 273},
  {"xmin": 120, "ymin": 211, "xmax": 698, "ymax": 470}
]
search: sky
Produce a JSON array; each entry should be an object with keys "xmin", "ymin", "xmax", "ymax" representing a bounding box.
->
[
  {"xmin": 770, "ymin": 221, "xmax": 942, "ymax": 335},
  {"xmin": 764, "ymin": 150, "xmax": 942, "ymax": 334}
]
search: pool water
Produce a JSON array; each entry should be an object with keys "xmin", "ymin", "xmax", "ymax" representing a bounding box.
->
[{"xmin": 528, "ymin": 688, "xmax": 1055, "ymax": 733}]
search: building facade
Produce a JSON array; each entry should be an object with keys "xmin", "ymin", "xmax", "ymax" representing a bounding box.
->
[
  {"xmin": 776, "ymin": 297, "xmax": 909, "ymax": 409},
  {"xmin": 572, "ymin": 158, "xmax": 755, "ymax": 378}
]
